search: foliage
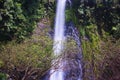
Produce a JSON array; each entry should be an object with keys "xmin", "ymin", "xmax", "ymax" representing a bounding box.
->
[
  {"xmin": 65, "ymin": 9, "xmax": 78, "ymax": 25},
  {"xmin": 112, "ymin": 23, "xmax": 120, "ymax": 39},
  {"xmin": 81, "ymin": 25, "xmax": 101, "ymax": 80},
  {"xmin": 0, "ymin": 73, "xmax": 6, "ymax": 80},
  {"xmin": 82, "ymin": 36, "xmax": 120, "ymax": 80},
  {"xmin": 0, "ymin": 0, "xmax": 55, "ymax": 41},
  {"xmin": 0, "ymin": 36, "xmax": 53, "ymax": 80},
  {"xmin": 99, "ymin": 38, "xmax": 120, "ymax": 80},
  {"xmin": 68, "ymin": 0, "xmax": 120, "ymax": 39}
]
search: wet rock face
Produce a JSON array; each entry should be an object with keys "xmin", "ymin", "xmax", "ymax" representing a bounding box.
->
[
  {"xmin": 65, "ymin": 21, "xmax": 81, "ymax": 48},
  {"xmin": 63, "ymin": 57, "xmax": 83, "ymax": 80},
  {"xmin": 63, "ymin": 21, "xmax": 83, "ymax": 80}
]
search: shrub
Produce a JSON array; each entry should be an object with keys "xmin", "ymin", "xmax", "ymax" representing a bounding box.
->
[
  {"xmin": 0, "ymin": 0, "xmax": 53, "ymax": 41},
  {"xmin": 0, "ymin": 36, "xmax": 53, "ymax": 80},
  {"xmin": 99, "ymin": 38, "xmax": 120, "ymax": 80},
  {"xmin": 82, "ymin": 36, "xmax": 120, "ymax": 80}
]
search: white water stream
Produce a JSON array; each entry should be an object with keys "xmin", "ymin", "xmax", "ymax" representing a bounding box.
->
[
  {"xmin": 49, "ymin": 0, "xmax": 67, "ymax": 80},
  {"xmin": 49, "ymin": 0, "xmax": 83, "ymax": 80}
]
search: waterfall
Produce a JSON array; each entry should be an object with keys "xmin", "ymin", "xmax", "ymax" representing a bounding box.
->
[
  {"xmin": 53, "ymin": 0, "xmax": 66, "ymax": 56},
  {"xmin": 49, "ymin": 0, "xmax": 83, "ymax": 80},
  {"xmin": 49, "ymin": 0, "xmax": 66, "ymax": 80}
]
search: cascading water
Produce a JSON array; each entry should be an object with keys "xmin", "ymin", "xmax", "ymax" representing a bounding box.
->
[
  {"xmin": 49, "ymin": 0, "xmax": 83, "ymax": 80},
  {"xmin": 53, "ymin": 0, "xmax": 66, "ymax": 56},
  {"xmin": 49, "ymin": 0, "xmax": 67, "ymax": 80}
]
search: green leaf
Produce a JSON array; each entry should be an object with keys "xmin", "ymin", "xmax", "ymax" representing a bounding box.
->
[{"xmin": 112, "ymin": 27, "xmax": 117, "ymax": 31}]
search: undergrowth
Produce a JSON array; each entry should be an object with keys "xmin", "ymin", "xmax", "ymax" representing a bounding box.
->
[
  {"xmin": 82, "ymin": 25, "xmax": 120, "ymax": 80},
  {"xmin": 0, "ymin": 36, "xmax": 53, "ymax": 80}
]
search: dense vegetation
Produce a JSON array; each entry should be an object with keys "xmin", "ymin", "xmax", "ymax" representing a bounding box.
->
[
  {"xmin": 0, "ymin": 0, "xmax": 120, "ymax": 80},
  {"xmin": 0, "ymin": 0, "xmax": 54, "ymax": 41}
]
